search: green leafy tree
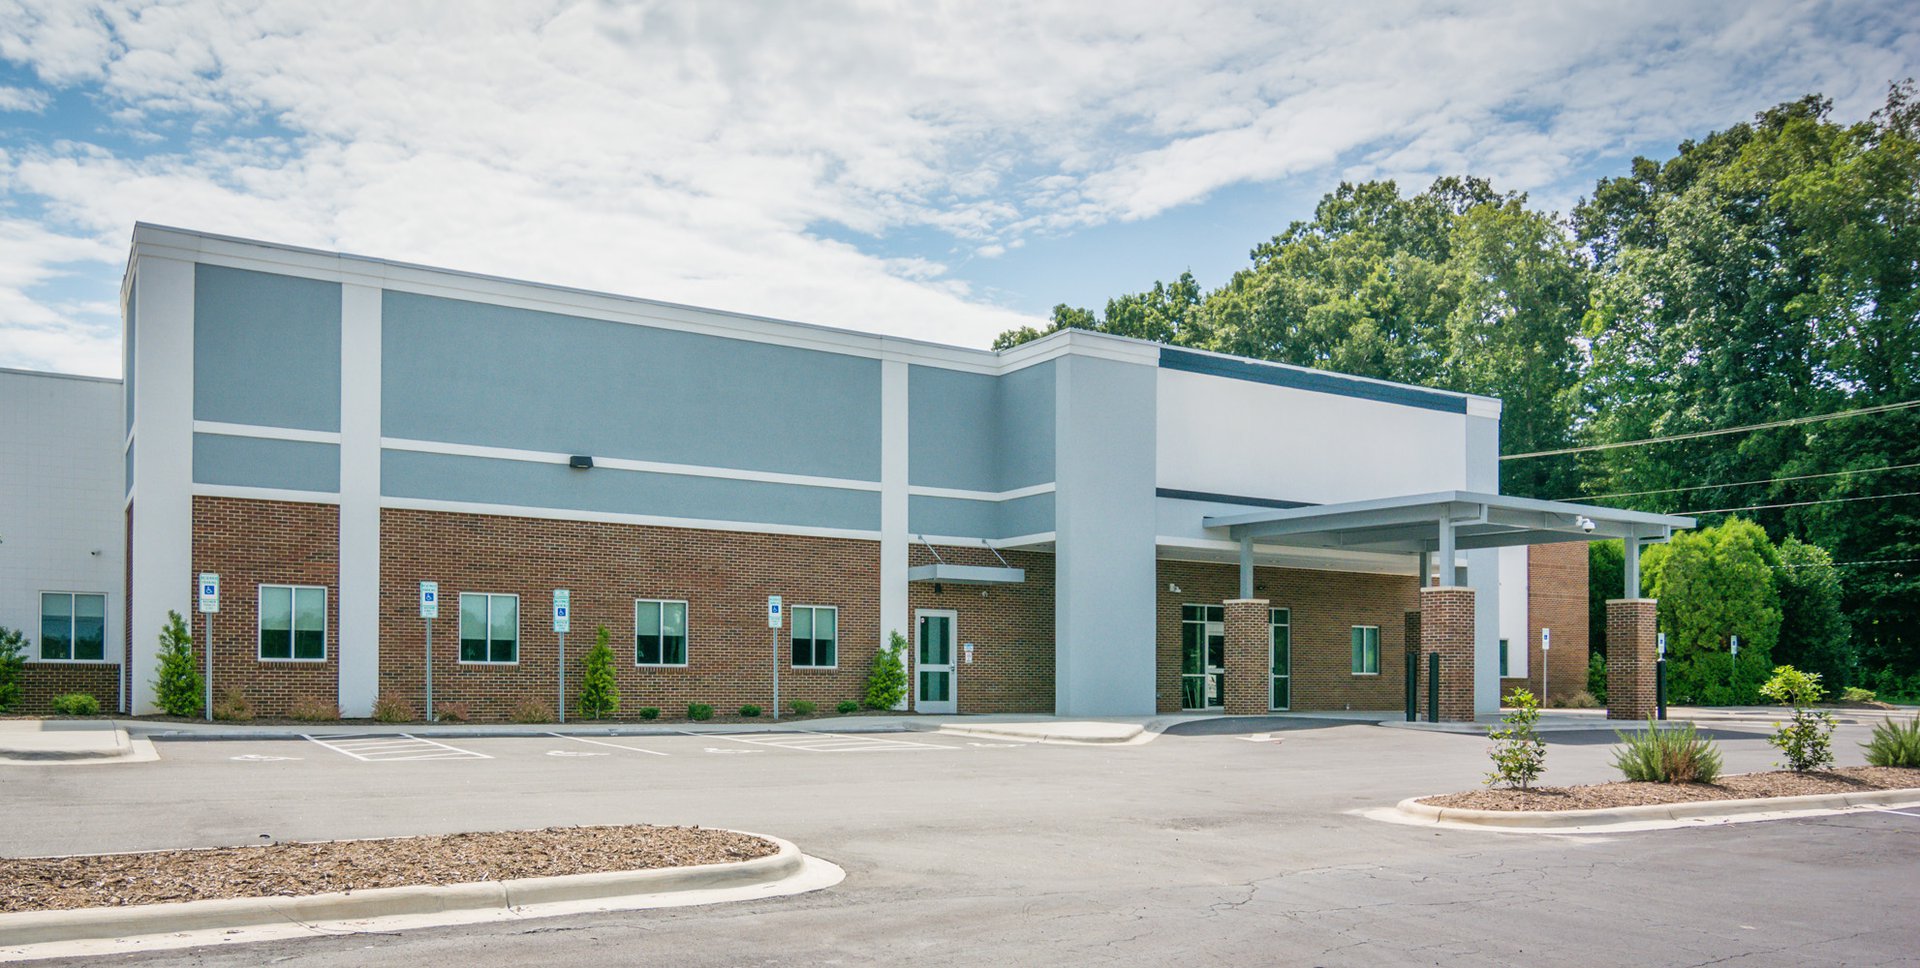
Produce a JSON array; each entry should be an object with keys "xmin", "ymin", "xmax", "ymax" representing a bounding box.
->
[
  {"xmin": 1760, "ymin": 665, "xmax": 1836, "ymax": 771},
  {"xmin": 577, "ymin": 625, "xmax": 620, "ymax": 720},
  {"xmin": 152, "ymin": 610, "xmax": 203, "ymax": 718},
  {"xmin": 1642, "ymin": 518, "xmax": 1782, "ymax": 705},
  {"xmin": 0, "ymin": 626, "xmax": 27, "ymax": 713},
  {"xmin": 1486, "ymin": 689, "xmax": 1547, "ymax": 789},
  {"xmin": 1772, "ymin": 537, "xmax": 1854, "ymax": 689},
  {"xmin": 863, "ymin": 630, "xmax": 908, "ymax": 711},
  {"xmin": 1586, "ymin": 652, "xmax": 1609, "ymax": 704},
  {"xmin": 1588, "ymin": 540, "xmax": 1626, "ymax": 660}
]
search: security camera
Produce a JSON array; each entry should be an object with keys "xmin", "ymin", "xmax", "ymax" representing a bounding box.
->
[{"xmin": 1578, "ymin": 516, "xmax": 1596, "ymax": 533}]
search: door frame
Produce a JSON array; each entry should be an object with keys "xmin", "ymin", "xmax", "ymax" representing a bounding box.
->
[
  {"xmin": 1269, "ymin": 607, "xmax": 1291, "ymax": 711},
  {"xmin": 1180, "ymin": 604, "xmax": 1226, "ymax": 711},
  {"xmin": 913, "ymin": 608, "xmax": 958, "ymax": 714}
]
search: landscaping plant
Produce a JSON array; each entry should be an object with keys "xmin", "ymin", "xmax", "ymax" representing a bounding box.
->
[
  {"xmin": 1485, "ymin": 689, "xmax": 1547, "ymax": 789},
  {"xmin": 509, "ymin": 699, "xmax": 555, "ymax": 724},
  {"xmin": 863, "ymin": 630, "xmax": 908, "ymax": 710},
  {"xmin": 152, "ymin": 610, "xmax": 203, "ymax": 718},
  {"xmin": 577, "ymin": 626, "xmax": 621, "ymax": 720},
  {"xmin": 51, "ymin": 692, "xmax": 101, "ymax": 716},
  {"xmin": 1561, "ymin": 690, "xmax": 1600, "ymax": 709},
  {"xmin": 739, "ymin": 704, "xmax": 762, "ymax": 718},
  {"xmin": 1862, "ymin": 715, "xmax": 1920, "ymax": 769},
  {"xmin": 792, "ymin": 700, "xmax": 817, "ymax": 716},
  {"xmin": 372, "ymin": 694, "xmax": 417, "ymax": 723},
  {"xmin": 1759, "ymin": 665, "xmax": 1835, "ymax": 772},
  {"xmin": 434, "ymin": 701, "xmax": 471, "ymax": 723},
  {"xmin": 0, "ymin": 626, "xmax": 26, "ymax": 714},
  {"xmin": 637, "ymin": 706, "xmax": 660, "ymax": 720},
  {"xmin": 288, "ymin": 696, "xmax": 341, "ymax": 722},
  {"xmin": 686, "ymin": 702, "xmax": 714, "ymax": 721},
  {"xmin": 212, "ymin": 687, "xmax": 254, "ymax": 722},
  {"xmin": 1610, "ymin": 719, "xmax": 1723, "ymax": 783},
  {"xmin": 836, "ymin": 700, "xmax": 860, "ymax": 714},
  {"xmin": 1842, "ymin": 686, "xmax": 1877, "ymax": 704},
  {"xmin": 1586, "ymin": 652, "xmax": 1608, "ymax": 704}
]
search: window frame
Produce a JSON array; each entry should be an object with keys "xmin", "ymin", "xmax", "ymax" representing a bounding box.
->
[
  {"xmin": 1499, "ymin": 638, "xmax": 1510, "ymax": 678},
  {"xmin": 37, "ymin": 591, "xmax": 109, "ymax": 663},
  {"xmin": 634, "ymin": 598, "xmax": 690, "ymax": 668},
  {"xmin": 1350, "ymin": 625, "xmax": 1381, "ymax": 676},
  {"xmin": 457, "ymin": 592, "xmax": 521, "ymax": 665},
  {"xmin": 1269, "ymin": 607, "xmax": 1290, "ymax": 711},
  {"xmin": 256, "ymin": 583, "xmax": 329, "ymax": 662},
  {"xmin": 790, "ymin": 605, "xmax": 839, "ymax": 670}
]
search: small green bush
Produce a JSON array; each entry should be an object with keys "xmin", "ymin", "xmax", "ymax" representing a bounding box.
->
[
  {"xmin": 739, "ymin": 704, "xmax": 762, "ymax": 717},
  {"xmin": 152, "ymin": 610, "xmax": 203, "ymax": 718},
  {"xmin": 510, "ymin": 699, "xmax": 555, "ymax": 724},
  {"xmin": 1863, "ymin": 715, "xmax": 1920, "ymax": 768},
  {"xmin": 792, "ymin": 700, "xmax": 817, "ymax": 716},
  {"xmin": 51, "ymin": 692, "xmax": 101, "ymax": 716},
  {"xmin": 638, "ymin": 706, "xmax": 660, "ymax": 720},
  {"xmin": 212, "ymin": 687, "xmax": 254, "ymax": 722},
  {"xmin": 1760, "ymin": 665, "xmax": 1835, "ymax": 772},
  {"xmin": 577, "ymin": 626, "xmax": 621, "ymax": 720},
  {"xmin": 1611, "ymin": 720, "xmax": 1723, "ymax": 783},
  {"xmin": 863, "ymin": 631, "xmax": 908, "ymax": 710},
  {"xmin": 372, "ymin": 694, "xmax": 417, "ymax": 723},
  {"xmin": 288, "ymin": 696, "xmax": 340, "ymax": 722},
  {"xmin": 1843, "ymin": 686, "xmax": 1877, "ymax": 704},
  {"xmin": 1486, "ymin": 689, "xmax": 1546, "ymax": 789},
  {"xmin": 837, "ymin": 700, "xmax": 860, "ymax": 714},
  {"xmin": 0, "ymin": 626, "xmax": 27, "ymax": 714},
  {"xmin": 687, "ymin": 702, "xmax": 714, "ymax": 721},
  {"xmin": 1587, "ymin": 652, "xmax": 1608, "ymax": 704}
]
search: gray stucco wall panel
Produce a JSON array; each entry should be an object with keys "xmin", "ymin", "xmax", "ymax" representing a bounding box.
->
[
  {"xmin": 192, "ymin": 433, "xmax": 340, "ymax": 492},
  {"xmin": 381, "ymin": 291, "xmax": 881, "ymax": 480},
  {"xmin": 908, "ymin": 360, "xmax": 1056, "ymax": 491},
  {"xmin": 382, "ymin": 450, "xmax": 879, "ymax": 532},
  {"xmin": 997, "ymin": 362, "xmax": 1056, "ymax": 489},
  {"xmin": 193, "ymin": 265, "xmax": 343, "ymax": 431},
  {"xmin": 907, "ymin": 491, "xmax": 1054, "ymax": 540}
]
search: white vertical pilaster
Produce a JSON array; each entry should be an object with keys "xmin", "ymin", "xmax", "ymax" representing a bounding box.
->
[
  {"xmin": 127, "ymin": 256, "xmax": 195, "ymax": 715},
  {"xmin": 879, "ymin": 360, "xmax": 909, "ymax": 709},
  {"xmin": 337, "ymin": 285, "xmax": 383, "ymax": 717}
]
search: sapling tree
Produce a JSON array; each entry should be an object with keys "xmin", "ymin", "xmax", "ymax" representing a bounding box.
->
[
  {"xmin": 578, "ymin": 625, "xmax": 621, "ymax": 720},
  {"xmin": 1486, "ymin": 689, "xmax": 1547, "ymax": 789},
  {"xmin": 0, "ymin": 626, "xmax": 27, "ymax": 713},
  {"xmin": 1760, "ymin": 665, "xmax": 1835, "ymax": 771},
  {"xmin": 863, "ymin": 631, "xmax": 908, "ymax": 710},
  {"xmin": 152, "ymin": 610, "xmax": 204, "ymax": 718}
]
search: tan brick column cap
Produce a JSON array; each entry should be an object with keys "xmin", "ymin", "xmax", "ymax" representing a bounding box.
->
[
  {"xmin": 1605, "ymin": 598, "xmax": 1658, "ymax": 605},
  {"xmin": 1224, "ymin": 598, "xmax": 1270, "ymax": 605}
]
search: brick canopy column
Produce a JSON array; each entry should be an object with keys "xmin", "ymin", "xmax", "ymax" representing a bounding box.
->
[
  {"xmin": 1607, "ymin": 599, "xmax": 1658, "ymax": 720},
  {"xmin": 1222, "ymin": 598, "xmax": 1270, "ymax": 716},
  {"xmin": 1419, "ymin": 586, "xmax": 1476, "ymax": 722}
]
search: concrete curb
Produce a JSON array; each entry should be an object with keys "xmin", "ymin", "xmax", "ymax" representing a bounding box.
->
[
  {"xmin": 1395, "ymin": 787, "xmax": 1920, "ymax": 830},
  {"xmin": 0, "ymin": 832, "xmax": 804, "ymax": 948},
  {"xmin": 937, "ymin": 723, "xmax": 1146, "ymax": 745},
  {"xmin": 0, "ymin": 730, "xmax": 130, "ymax": 762},
  {"xmin": 126, "ymin": 721, "xmax": 920, "ymax": 741}
]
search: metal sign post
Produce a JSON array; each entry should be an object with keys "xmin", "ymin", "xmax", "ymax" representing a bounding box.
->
[
  {"xmin": 1540, "ymin": 627, "xmax": 1550, "ymax": 705},
  {"xmin": 768, "ymin": 596, "xmax": 782, "ymax": 721},
  {"xmin": 554, "ymin": 590, "xmax": 571, "ymax": 724},
  {"xmin": 420, "ymin": 582, "xmax": 439, "ymax": 721},
  {"xmin": 198, "ymin": 573, "xmax": 219, "ymax": 722}
]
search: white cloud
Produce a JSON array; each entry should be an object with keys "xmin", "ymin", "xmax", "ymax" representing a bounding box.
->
[{"xmin": 0, "ymin": 0, "xmax": 1914, "ymax": 376}]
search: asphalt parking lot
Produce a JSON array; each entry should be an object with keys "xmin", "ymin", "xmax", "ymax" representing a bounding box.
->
[{"xmin": 5, "ymin": 718, "xmax": 1917, "ymax": 967}]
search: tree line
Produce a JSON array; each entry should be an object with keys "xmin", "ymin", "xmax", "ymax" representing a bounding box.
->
[{"xmin": 999, "ymin": 84, "xmax": 1920, "ymax": 700}]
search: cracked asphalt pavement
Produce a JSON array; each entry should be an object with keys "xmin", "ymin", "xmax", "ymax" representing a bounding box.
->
[{"xmin": 4, "ymin": 716, "xmax": 1916, "ymax": 966}]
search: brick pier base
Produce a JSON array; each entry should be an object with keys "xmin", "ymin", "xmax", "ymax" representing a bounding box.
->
[
  {"xmin": 1419, "ymin": 586, "xmax": 1476, "ymax": 722},
  {"xmin": 1607, "ymin": 599, "xmax": 1659, "ymax": 720},
  {"xmin": 1222, "ymin": 599, "xmax": 1270, "ymax": 715}
]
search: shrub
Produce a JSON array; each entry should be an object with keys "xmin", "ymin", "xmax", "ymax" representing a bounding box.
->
[
  {"xmin": 372, "ymin": 694, "xmax": 417, "ymax": 723},
  {"xmin": 0, "ymin": 626, "xmax": 26, "ymax": 714},
  {"xmin": 577, "ymin": 626, "xmax": 621, "ymax": 720},
  {"xmin": 1842, "ymin": 686, "xmax": 1877, "ymax": 704},
  {"xmin": 792, "ymin": 700, "xmax": 817, "ymax": 716},
  {"xmin": 288, "ymin": 696, "xmax": 340, "ymax": 722},
  {"xmin": 1485, "ymin": 689, "xmax": 1546, "ymax": 790},
  {"xmin": 1760, "ymin": 665, "xmax": 1835, "ymax": 772},
  {"xmin": 1611, "ymin": 720, "xmax": 1723, "ymax": 783},
  {"xmin": 687, "ymin": 702, "xmax": 714, "ymax": 721},
  {"xmin": 863, "ymin": 631, "xmax": 908, "ymax": 710},
  {"xmin": 1862, "ymin": 715, "xmax": 1920, "ymax": 768},
  {"xmin": 837, "ymin": 700, "xmax": 860, "ymax": 714},
  {"xmin": 1586, "ymin": 653, "xmax": 1608, "ymax": 704},
  {"xmin": 51, "ymin": 692, "xmax": 101, "ymax": 716},
  {"xmin": 212, "ymin": 687, "xmax": 254, "ymax": 722},
  {"xmin": 434, "ymin": 701, "xmax": 470, "ymax": 723},
  {"xmin": 510, "ymin": 699, "xmax": 556, "ymax": 724},
  {"xmin": 1562, "ymin": 690, "xmax": 1601, "ymax": 709},
  {"xmin": 738, "ymin": 704, "xmax": 762, "ymax": 718},
  {"xmin": 152, "ymin": 610, "xmax": 204, "ymax": 718},
  {"xmin": 638, "ymin": 706, "xmax": 660, "ymax": 720}
]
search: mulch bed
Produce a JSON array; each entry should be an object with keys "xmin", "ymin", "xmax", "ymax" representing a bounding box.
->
[
  {"xmin": 0, "ymin": 825, "xmax": 777, "ymax": 913},
  {"xmin": 1419, "ymin": 766, "xmax": 1920, "ymax": 812}
]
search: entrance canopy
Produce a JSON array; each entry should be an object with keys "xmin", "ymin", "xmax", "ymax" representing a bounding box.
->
[{"xmin": 1202, "ymin": 490, "xmax": 1694, "ymax": 599}]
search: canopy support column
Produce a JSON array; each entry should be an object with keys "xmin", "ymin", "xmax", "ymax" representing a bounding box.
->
[{"xmin": 1238, "ymin": 535, "xmax": 1254, "ymax": 599}]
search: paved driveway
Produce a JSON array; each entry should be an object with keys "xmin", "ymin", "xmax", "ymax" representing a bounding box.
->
[{"xmin": 4, "ymin": 718, "xmax": 1915, "ymax": 967}]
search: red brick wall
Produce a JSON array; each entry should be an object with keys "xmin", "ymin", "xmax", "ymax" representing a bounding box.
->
[
  {"xmin": 906, "ymin": 544, "xmax": 1055, "ymax": 714},
  {"xmin": 17, "ymin": 663, "xmax": 119, "ymax": 714},
  {"xmin": 1222, "ymin": 599, "xmax": 1271, "ymax": 715},
  {"xmin": 1155, "ymin": 559, "xmax": 1417, "ymax": 713},
  {"xmin": 378, "ymin": 508, "xmax": 884, "ymax": 722},
  {"xmin": 1419, "ymin": 586, "xmax": 1476, "ymax": 722},
  {"xmin": 1524, "ymin": 543, "xmax": 1590, "ymax": 704},
  {"xmin": 192, "ymin": 497, "xmax": 341, "ymax": 717},
  {"xmin": 1607, "ymin": 599, "xmax": 1658, "ymax": 720}
]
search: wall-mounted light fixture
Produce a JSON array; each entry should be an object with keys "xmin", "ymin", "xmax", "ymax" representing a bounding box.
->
[
  {"xmin": 569, "ymin": 455, "xmax": 594, "ymax": 469},
  {"xmin": 1167, "ymin": 583, "xmax": 1182, "ymax": 593}
]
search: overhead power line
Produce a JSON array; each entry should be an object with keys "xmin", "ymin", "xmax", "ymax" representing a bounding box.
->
[
  {"xmin": 1679, "ymin": 488, "xmax": 1920, "ymax": 516},
  {"xmin": 1503, "ymin": 399, "xmax": 1920, "ymax": 461},
  {"xmin": 1561, "ymin": 461, "xmax": 1920, "ymax": 503}
]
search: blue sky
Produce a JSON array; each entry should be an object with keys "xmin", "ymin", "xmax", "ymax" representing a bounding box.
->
[{"xmin": 1, "ymin": 0, "xmax": 1915, "ymax": 376}]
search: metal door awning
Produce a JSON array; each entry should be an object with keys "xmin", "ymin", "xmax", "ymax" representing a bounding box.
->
[{"xmin": 907, "ymin": 537, "xmax": 1026, "ymax": 585}]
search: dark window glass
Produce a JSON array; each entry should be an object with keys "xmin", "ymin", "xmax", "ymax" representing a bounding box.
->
[
  {"xmin": 260, "ymin": 586, "xmax": 293, "ymax": 659},
  {"xmin": 73, "ymin": 594, "xmax": 106, "ymax": 661},
  {"xmin": 40, "ymin": 593, "xmax": 73, "ymax": 660}
]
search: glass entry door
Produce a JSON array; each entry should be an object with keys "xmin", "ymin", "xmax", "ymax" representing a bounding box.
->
[
  {"xmin": 1270, "ymin": 608, "xmax": 1291, "ymax": 711},
  {"xmin": 1181, "ymin": 605, "xmax": 1226, "ymax": 710},
  {"xmin": 916, "ymin": 610, "xmax": 957, "ymax": 714}
]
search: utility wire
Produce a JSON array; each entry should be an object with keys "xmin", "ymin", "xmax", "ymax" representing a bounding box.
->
[
  {"xmin": 1679, "ymin": 488, "xmax": 1920, "ymax": 516},
  {"xmin": 1779, "ymin": 556, "xmax": 1920, "ymax": 568},
  {"xmin": 1503, "ymin": 399, "xmax": 1920, "ymax": 460},
  {"xmin": 1561, "ymin": 461, "xmax": 1920, "ymax": 503}
]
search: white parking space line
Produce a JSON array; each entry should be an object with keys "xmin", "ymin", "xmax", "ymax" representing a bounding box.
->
[
  {"xmin": 687, "ymin": 730, "xmax": 957, "ymax": 753},
  {"xmin": 546, "ymin": 733, "xmax": 671, "ymax": 756},
  {"xmin": 302, "ymin": 734, "xmax": 491, "ymax": 762}
]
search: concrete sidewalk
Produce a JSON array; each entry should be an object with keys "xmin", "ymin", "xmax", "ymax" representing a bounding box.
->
[
  {"xmin": 122, "ymin": 712, "xmax": 1183, "ymax": 744},
  {"xmin": 0, "ymin": 719, "xmax": 155, "ymax": 764}
]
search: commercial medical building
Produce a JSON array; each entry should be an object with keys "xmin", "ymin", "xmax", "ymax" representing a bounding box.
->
[{"xmin": 0, "ymin": 225, "xmax": 1689, "ymax": 722}]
